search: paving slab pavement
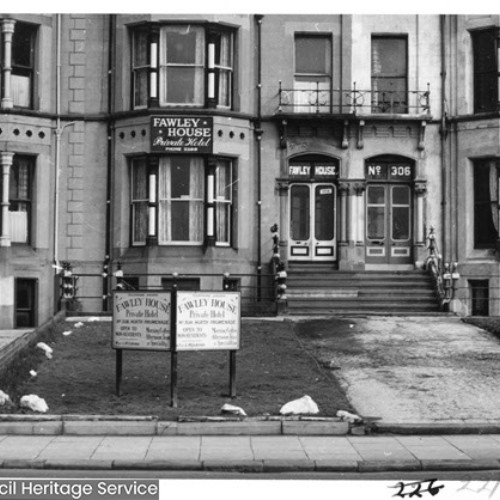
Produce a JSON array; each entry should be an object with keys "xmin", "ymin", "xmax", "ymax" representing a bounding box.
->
[{"xmin": 0, "ymin": 435, "xmax": 499, "ymax": 472}]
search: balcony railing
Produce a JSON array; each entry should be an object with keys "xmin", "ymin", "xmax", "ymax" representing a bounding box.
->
[{"xmin": 277, "ymin": 81, "xmax": 431, "ymax": 116}]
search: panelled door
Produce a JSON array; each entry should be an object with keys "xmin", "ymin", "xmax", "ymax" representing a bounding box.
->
[
  {"xmin": 366, "ymin": 183, "xmax": 412, "ymax": 264},
  {"xmin": 289, "ymin": 183, "xmax": 336, "ymax": 261}
]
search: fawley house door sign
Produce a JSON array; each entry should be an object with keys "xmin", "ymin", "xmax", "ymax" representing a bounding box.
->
[{"xmin": 151, "ymin": 116, "xmax": 213, "ymax": 154}]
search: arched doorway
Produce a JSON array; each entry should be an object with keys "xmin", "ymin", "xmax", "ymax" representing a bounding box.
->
[
  {"xmin": 365, "ymin": 155, "xmax": 415, "ymax": 265},
  {"xmin": 287, "ymin": 155, "xmax": 339, "ymax": 262}
]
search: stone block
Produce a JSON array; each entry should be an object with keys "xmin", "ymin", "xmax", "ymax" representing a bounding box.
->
[
  {"xmin": 32, "ymin": 422, "xmax": 63, "ymax": 435},
  {"xmin": 70, "ymin": 189, "xmax": 84, "ymax": 202},
  {"xmin": 359, "ymin": 460, "xmax": 421, "ymax": 472},
  {"xmin": 69, "ymin": 102, "xmax": 85, "ymax": 114},
  {"xmin": 69, "ymin": 77, "xmax": 85, "ymax": 90},
  {"xmin": 314, "ymin": 459, "xmax": 359, "ymax": 472},
  {"xmin": 67, "ymin": 202, "xmax": 83, "ymax": 213},
  {"xmin": 69, "ymin": 155, "xmax": 84, "ymax": 166},
  {"xmin": 0, "ymin": 422, "xmax": 34, "ymax": 434},
  {"xmin": 262, "ymin": 459, "xmax": 315, "ymax": 472},
  {"xmin": 282, "ymin": 420, "xmax": 349, "ymax": 435},
  {"xmin": 67, "ymin": 224, "xmax": 83, "ymax": 236},
  {"xmin": 63, "ymin": 420, "xmax": 157, "ymax": 436},
  {"xmin": 70, "ymin": 29, "xmax": 86, "ymax": 41},
  {"xmin": 68, "ymin": 178, "xmax": 84, "ymax": 190},
  {"xmin": 202, "ymin": 460, "xmax": 264, "ymax": 472},
  {"xmin": 69, "ymin": 53, "xmax": 85, "ymax": 65}
]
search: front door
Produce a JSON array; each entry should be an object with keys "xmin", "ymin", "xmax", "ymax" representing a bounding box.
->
[
  {"xmin": 366, "ymin": 183, "xmax": 412, "ymax": 264},
  {"xmin": 289, "ymin": 183, "xmax": 336, "ymax": 261}
]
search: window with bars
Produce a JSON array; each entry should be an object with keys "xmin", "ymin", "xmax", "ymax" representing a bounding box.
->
[
  {"xmin": 131, "ymin": 24, "xmax": 234, "ymax": 109},
  {"xmin": 130, "ymin": 157, "xmax": 234, "ymax": 247},
  {"xmin": 0, "ymin": 155, "xmax": 34, "ymax": 244},
  {"xmin": 371, "ymin": 36, "xmax": 408, "ymax": 113},
  {"xmin": 472, "ymin": 28, "xmax": 500, "ymax": 114}
]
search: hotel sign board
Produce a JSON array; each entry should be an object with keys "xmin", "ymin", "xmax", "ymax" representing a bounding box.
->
[
  {"xmin": 112, "ymin": 291, "xmax": 171, "ymax": 351},
  {"xmin": 151, "ymin": 116, "xmax": 213, "ymax": 154},
  {"xmin": 175, "ymin": 291, "xmax": 241, "ymax": 351}
]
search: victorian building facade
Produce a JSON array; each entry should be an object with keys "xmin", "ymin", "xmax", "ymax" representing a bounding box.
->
[{"xmin": 0, "ymin": 13, "xmax": 499, "ymax": 328}]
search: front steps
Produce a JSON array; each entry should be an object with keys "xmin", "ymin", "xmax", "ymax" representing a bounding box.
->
[{"xmin": 285, "ymin": 263, "xmax": 443, "ymax": 315}]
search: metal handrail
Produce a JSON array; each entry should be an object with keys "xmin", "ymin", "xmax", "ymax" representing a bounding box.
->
[{"xmin": 424, "ymin": 227, "xmax": 459, "ymax": 308}]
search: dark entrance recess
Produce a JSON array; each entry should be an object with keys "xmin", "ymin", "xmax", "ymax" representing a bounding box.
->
[
  {"xmin": 15, "ymin": 278, "xmax": 37, "ymax": 328},
  {"xmin": 162, "ymin": 277, "xmax": 200, "ymax": 291},
  {"xmin": 470, "ymin": 280, "xmax": 489, "ymax": 316}
]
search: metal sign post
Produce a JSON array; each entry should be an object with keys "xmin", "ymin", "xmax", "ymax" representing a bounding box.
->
[
  {"xmin": 170, "ymin": 289, "xmax": 178, "ymax": 408},
  {"xmin": 115, "ymin": 349, "xmax": 123, "ymax": 397}
]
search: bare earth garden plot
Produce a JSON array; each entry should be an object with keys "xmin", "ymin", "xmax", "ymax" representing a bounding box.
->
[{"xmin": 1, "ymin": 318, "xmax": 355, "ymax": 419}]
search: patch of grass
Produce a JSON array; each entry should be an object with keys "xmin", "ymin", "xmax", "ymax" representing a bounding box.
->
[
  {"xmin": 1, "ymin": 318, "xmax": 355, "ymax": 419},
  {"xmin": 463, "ymin": 317, "xmax": 500, "ymax": 341}
]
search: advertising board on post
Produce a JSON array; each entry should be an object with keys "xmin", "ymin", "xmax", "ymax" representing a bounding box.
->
[
  {"xmin": 175, "ymin": 291, "xmax": 241, "ymax": 351},
  {"xmin": 151, "ymin": 116, "xmax": 213, "ymax": 154},
  {"xmin": 112, "ymin": 291, "xmax": 172, "ymax": 351}
]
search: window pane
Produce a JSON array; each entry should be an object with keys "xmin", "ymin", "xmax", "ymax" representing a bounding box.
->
[
  {"xmin": 290, "ymin": 185, "xmax": 310, "ymax": 240},
  {"xmin": 315, "ymin": 185, "xmax": 334, "ymax": 240},
  {"xmin": 158, "ymin": 157, "xmax": 204, "ymax": 244},
  {"xmin": 372, "ymin": 38, "xmax": 406, "ymax": 76},
  {"xmin": 367, "ymin": 207, "xmax": 385, "ymax": 239},
  {"xmin": 392, "ymin": 186, "xmax": 409, "ymax": 205},
  {"xmin": 368, "ymin": 186, "xmax": 385, "ymax": 204},
  {"xmin": 12, "ymin": 74, "xmax": 31, "ymax": 108},
  {"xmin": 132, "ymin": 202, "xmax": 147, "ymax": 244},
  {"xmin": 474, "ymin": 164, "xmax": 498, "ymax": 246},
  {"xmin": 12, "ymin": 23, "xmax": 34, "ymax": 68},
  {"xmin": 134, "ymin": 68, "xmax": 148, "ymax": 108},
  {"xmin": 166, "ymin": 26, "xmax": 204, "ymax": 64},
  {"xmin": 295, "ymin": 36, "xmax": 331, "ymax": 74},
  {"xmin": 133, "ymin": 29, "xmax": 149, "ymax": 66},
  {"xmin": 216, "ymin": 203, "xmax": 230, "ymax": 244},
  {"xmin": 171, "ymin": 157, "xmax": 192, "ymax": 198},
  {"xmin": 132, "ymin": 161, "xmax": 148, "ymax": 200},
  {"xmin": 166, "ymin": 67, "xmax": 204, "ymax": 104},
  {"xmin": 392, "ymin": 207, "xmax": 410, "ymax": 240}
]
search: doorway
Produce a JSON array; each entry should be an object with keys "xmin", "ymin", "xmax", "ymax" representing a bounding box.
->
[{"xmin": 289, "ymin": 182, "xmax": 337, "ymax": 261}]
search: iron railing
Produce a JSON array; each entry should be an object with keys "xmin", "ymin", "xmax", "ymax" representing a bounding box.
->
[
  {"xmin": 424, "ymin": 227, "xmax": 459, "ymax": 309},
  {"xmin": 277, "ymin": 81, "xmax": 431, "ymax": 116}
]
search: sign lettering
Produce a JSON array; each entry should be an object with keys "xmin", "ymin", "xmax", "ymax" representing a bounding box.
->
[
  {"xmin": 176, "ymin": 291, "xmax": 240, "ymax": 351},
  {"xmin": 151, "ymin": 116, "xmax": 213, "ymax": 154},
  {"xmin": 112, "ymin": 292, "xmax": 171, "ymax": 350}
]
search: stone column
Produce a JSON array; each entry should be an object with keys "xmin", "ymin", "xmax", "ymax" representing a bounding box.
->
[
  {"xmin": 415, "ymin": 181, "xmax": 427, "ymax": 245},
  {"xmin": 277, "ymin": 181, "xmax": 289, "ymax": 264},
  {"xmin": 1, "ymin": 19, "xmax": 15, "ymax": 110},
  {"xmin": 0, "ymin": 152, "xmax": 13, "ymax": 247},
  {"xmin": 354, "ymin": 182, "xmax": 366, "ymax": 244},
  {"xmin": 338, "ymin": 182, "xmax": 349, "ymax": 244}
]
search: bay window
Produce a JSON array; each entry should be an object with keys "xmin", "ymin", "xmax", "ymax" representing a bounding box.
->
[
  {"xmin": 472, "ymin": 27, "xmax": 500, "ymax": 114},
  {"xmin": 131, "ymin": 156, "xmax": 234, "ymax": 247},
  {"xmin": 131, "ymin": 24, "xmax": 234, "ymax": 109}
]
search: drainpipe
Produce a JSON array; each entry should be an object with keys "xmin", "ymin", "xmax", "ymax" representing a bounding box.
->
[
  {"xmin": 53, "ymin": 14, "xmax": 62, "ymax": 270},
  {"xmin": 255, "ymin": 15, "xmax": 263, "ymax": 301},
  {"xmin": 439, "ymin": 14, "xmax": 449, "ymax": 263},
  {"xmin": 103, "ymin": 14, "xmax": 115, "ymax": 311}
]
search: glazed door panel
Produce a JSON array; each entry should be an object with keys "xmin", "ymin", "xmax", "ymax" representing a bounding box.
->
[
  {"xmin": 366, "ymin": 184, "xmax": 412, "ymax": 264},
  {"xmin": 289, "ymin": 183, "xmax": 336, "ymax": 261}
]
